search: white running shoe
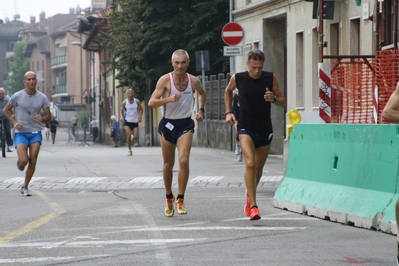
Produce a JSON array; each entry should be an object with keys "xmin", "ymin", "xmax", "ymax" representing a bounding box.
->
[
  {"xmin": 20, "ymin": 186, "xmax": 31, "ymax": 196},
  {"xmin": 235, "ymin": 146, "xmax": 240, "ymax": 155},
  {"xmin": 237, "ymin": 152, "xmax": 243, "ymax": 162}
]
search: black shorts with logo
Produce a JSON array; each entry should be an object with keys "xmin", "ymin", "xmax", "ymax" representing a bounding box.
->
[{"xmin": 158, "ymin": 117, "xmax": 194, "ymax": 145}]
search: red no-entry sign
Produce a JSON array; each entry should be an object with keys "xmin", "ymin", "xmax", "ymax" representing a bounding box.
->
[{"xmin": 221, "ymin": 22, "xmax": 244, "ymax": 46}]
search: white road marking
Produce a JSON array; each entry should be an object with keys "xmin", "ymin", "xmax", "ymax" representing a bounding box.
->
[
  {"xmin": 0, "ymin": 255, "xmax": 110, "ymax": 263},
  {"xmin": 0, "ymin": 238, "xmax": 206, "ymax": 248},
  {"xmin": 125, "ymin": 226, "xmax": 307, "ymax": 232},
  {"xmin": 66, "ymin": 177, "xmax": 107, "ymax": 184},
  {"xmin": 190, "ymin": 176, "xmax": 224, "ymax": 182},
  {"xmin": 130, "ymin": 177, "xmax": 163, "ymax": 183},
  {"xmin": 1, "ymin": 175, "xmax": 283, "ymax": 185},
  {"xmin": 223, "ymin": 217, "xmax": 316, "ymax": 222},
  {"xmin": 3, "ymin": 177, "xmax": 45, "ymax": 184},
  {"xmin": 260, "ymin": 175, "xmax": 284, "ymax": 182}
]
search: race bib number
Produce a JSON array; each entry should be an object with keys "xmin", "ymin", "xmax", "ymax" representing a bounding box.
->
[{"xmin": 165, "ymin": 122, "xmax": 174, "ymax": 131}]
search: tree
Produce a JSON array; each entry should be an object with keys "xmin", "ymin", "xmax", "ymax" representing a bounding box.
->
[
  {"xmin": 105, "ymin": 0, "xmax": 230, "ymax": 99},
  {"xmin": 7, "ymin": 41, "xmax": 30, "ymax": 95}
]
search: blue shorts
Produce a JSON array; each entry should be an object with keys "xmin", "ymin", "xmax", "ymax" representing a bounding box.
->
[
  {"xmin": 158, "ymin": 117, "xmax": 194, "ymax": 145},
  {"xmin": 237, "ymin": 129, "xmax": 273, "ymax": 148},
  {"xmin": 14, "ymin": 132, "xmax": 42, "ymax": 148}
]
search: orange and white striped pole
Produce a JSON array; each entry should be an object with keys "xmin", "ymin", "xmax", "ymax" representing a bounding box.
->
[{"xmin": 319, "ymin": 63, "xmax": 331, "ymax": 123}]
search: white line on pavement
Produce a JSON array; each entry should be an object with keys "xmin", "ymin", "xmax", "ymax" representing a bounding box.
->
[
  {"xmin": 125, "ymin": 226, "xmax": 307, "ymax": 232},
  {"xmin": 190, "ymin": 176, "xmax": 225, "ymax": 182},
  {"xmin": 0, "ymin": 255, "xmax": 110, "ymax": 264},
  {"xmin": 130, "ymin": 177, "xmax": 163, "ymax": 183},
  {"xmin": 66, "ymin": 177, "xmax": 107, "ymax": 184},
  {"xmin": 0, "ymin": 238, "xmax": 206, "ymax": 248}
]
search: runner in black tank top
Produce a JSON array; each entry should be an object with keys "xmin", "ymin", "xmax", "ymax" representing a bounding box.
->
[
  {"xmin": 224, "ymin": 49, "xmax": 285, "ymax": 221},
  {"xmin": 235, "ymin": 71, "xmax": 274, "ymax": 136}
]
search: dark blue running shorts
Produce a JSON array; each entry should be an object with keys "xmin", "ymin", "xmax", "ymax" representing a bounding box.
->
[
  {"xmin": 158, "ymin": 117, "xmax": 194, "ymax": 145},
  {"xmin": 237, "ymin": 129, "xmax": 273, "ymax": 148}
]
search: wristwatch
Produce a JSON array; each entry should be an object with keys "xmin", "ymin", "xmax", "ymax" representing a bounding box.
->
[{"xmin": 271, "ymin": 95, "xmax": 277, "ymax": 103}]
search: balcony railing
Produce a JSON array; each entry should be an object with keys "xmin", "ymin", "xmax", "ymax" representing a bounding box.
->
[
  {"xmin": 51, "ymin": 56, "xmax": 67, "ymax": 69},
  {"xmin": 52, "ymin": 85, "xmax": 67, "ymax": 95}
]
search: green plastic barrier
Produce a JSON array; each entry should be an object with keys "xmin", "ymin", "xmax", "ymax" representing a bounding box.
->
[{"xmin": 273, "ymin": 124, "xmax": 399, "ymax": 235}]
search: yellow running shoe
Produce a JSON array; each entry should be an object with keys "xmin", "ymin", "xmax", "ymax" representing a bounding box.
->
[
  {"xmin": 128, "ymin": 149, "xmax": 132, "ymax": 156},
  {"xmin": 164, "ymin": 196, "xmax": 175, "ymax": 217},
  {"xmin": 176, "ymin": 198, "xmax": 187, "ymax": 214}
]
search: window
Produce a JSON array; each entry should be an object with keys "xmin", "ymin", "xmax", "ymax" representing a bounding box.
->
[
  {"xmin": 383, "ymin": 0, "xmax": 393, "ymax": 46},
  {"xmin": 8, "ymin": 42, "xmax": 16, "ymax": 52},
  {"xmin": 330, "ymin": 23, "xmax": 339, "ymax": 59},
  {"xmin": 350, "ymin": 18, "xmax": 360, "ymax": 55},
  {"xmin": 253, "ymin": 41, "xmax": 259, "ymax": 50}
]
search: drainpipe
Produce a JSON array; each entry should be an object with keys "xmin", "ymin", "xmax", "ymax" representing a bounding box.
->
[
  {"xmin": 98, "ymin": 51, "xmax": 102, "ymax": 143},
  {"xmin": 319, "ymin": 0, "xmax": 324, "ymax": 63},
  {"xmin": 375, "ymin": 0, "xmax": 380, "ymax": 50},
  {"xmin": 381, "ymin": 0, "xmax": 386, "ymax": 46},
  {"xmin": 394, "ymin": 0, "xmax": 398, "ymax": 49}
]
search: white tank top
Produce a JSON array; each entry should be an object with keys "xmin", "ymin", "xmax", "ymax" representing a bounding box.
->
[
  {"xmin": 163, "ymin": 73, "xmax": 194, "ymax": 119},
  {"xmin": 124, "ymin": 98, "xmax": 139, "ymax": 123}
]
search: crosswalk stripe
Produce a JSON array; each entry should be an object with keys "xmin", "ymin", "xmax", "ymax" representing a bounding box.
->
[
  {"xmin": 3, "ymin": 177, "xmax": 46, "ymax": 184},
  {"xmin": 0, "ymin": 176, "xmax": 284, "ymax": 185},
  {"xmin": 190, "ymin": 176, "xmax": 224, "ymax": 182},
  {"xmin": 66, "ymin": 178, "xmax": 107, "ymax": 184},
  {"xmin": 130, "ymin": 177, "xmax": 163, "ymax": 183},
  {"xmin": 260, "ymin": 175, "xmax": 284, "ymax": 182}
]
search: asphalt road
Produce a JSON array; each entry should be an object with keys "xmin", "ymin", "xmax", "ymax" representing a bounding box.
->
[{"xmin": 0, "ymin": 129, "xmax": 396, "ymax": 265}]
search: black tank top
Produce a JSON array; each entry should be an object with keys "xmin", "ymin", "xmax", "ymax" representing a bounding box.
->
[{"xmin": 236, "ymin": 71, "xmax": 274, "ymax": 135}]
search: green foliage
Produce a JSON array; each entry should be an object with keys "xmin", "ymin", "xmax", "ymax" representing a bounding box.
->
[
  {"xmin": 105, "ymin": 0, "xmax": 230, "ymax": 99},
  {"xmin": 7, "ymin": 41, "xmax": 30, "ymax": 95},
  {"xmin": 79, "ymin": 111, "xmax": 90, "ymax": 128}
]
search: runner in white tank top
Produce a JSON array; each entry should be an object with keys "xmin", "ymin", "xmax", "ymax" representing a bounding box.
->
[
  {"xmin": 162, "ymin": 73, "xmax": 194, "ymax": 119},
  {"xmin": 120, "ymin": 89, "xmax": 143, "ymax": 156},
  {"xmin": 148, "ymin": 49, "xmax": 206, "ymax": 217},
  {"xmin": 124, "ymin": 98, "xmax": 139, "ymax": 123}
]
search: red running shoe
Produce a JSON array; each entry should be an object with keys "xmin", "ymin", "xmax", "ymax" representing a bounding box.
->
[
  {"xmin": 249, "ymin": 206, "xmax": 261, "ymax": 221},
  {"xmin": 244, "ymin": 190, "xmax": 250, "ymax": 217}
]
